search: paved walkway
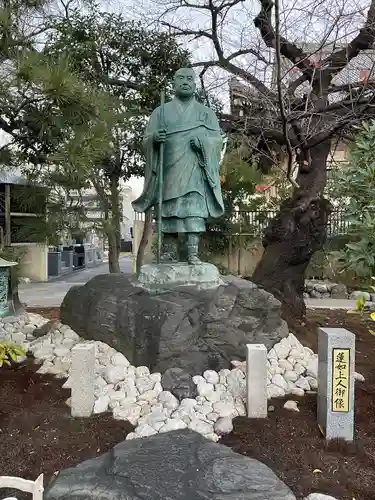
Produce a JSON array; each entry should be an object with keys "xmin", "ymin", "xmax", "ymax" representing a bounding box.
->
[
  {"xmin": 305, "ymin": 298, "xmax": 355, "ymax": 310},
  {"xmin": 19, "ymin": 256, "xmax": 133, "ymax": 308}
]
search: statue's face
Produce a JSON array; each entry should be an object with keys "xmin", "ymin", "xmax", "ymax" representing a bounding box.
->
[{"xmin": 174, "ymin": 69, "xmax": 196, "ymax": 98}]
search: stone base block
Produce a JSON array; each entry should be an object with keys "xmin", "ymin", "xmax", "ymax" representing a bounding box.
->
[{"xmin": 138, "ymin": 262, "xmax": 224, "ymax": 291}]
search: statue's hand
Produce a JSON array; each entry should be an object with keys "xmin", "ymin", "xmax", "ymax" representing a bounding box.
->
[
  {"xmin": 190, "ymin": 137, "xmax": 201, "ymax": 152},
  {"xmin": 154, "ymin": 129, "xmax": 167, "ymax": 143}
]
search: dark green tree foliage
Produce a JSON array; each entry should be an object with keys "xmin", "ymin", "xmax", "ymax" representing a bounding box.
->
[
  {"xmin": 44, "ymin": 9, "xmax": 190, "ymax": 179},
  {"xmin": 329, "ymin": 121, "xmax": 375, "ymax": 278},
  {"xmin": 40, "ymin": 7, "xmax": 190, "ymax": 271}
]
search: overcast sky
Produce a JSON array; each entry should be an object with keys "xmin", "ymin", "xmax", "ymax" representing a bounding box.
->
[{"xmin": 123, "ymin": 0, "xmax": 369, "ymax": 197}]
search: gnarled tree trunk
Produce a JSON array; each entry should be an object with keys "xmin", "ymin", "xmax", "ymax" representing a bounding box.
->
[{"xmin": 252, "ymin": 141, "xmax": 332, "ymax": 318}]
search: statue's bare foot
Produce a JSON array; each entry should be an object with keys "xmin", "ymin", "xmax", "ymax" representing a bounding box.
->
[
  {"xmin": 161, "ymin": 254, "xmax": 178, "ymax": 263},
  {"xmin": 188, "ymin": 255, "xmax": 202, "ymax": 265}
]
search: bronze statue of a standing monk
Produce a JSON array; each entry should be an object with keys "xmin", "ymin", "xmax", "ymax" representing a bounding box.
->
[{"xmin": 132, "ymin": 67, "xmax": 224, "ymax": 264}]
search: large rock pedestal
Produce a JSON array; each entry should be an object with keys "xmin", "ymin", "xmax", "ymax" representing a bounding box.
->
[
  {"xmin": 44, "ymin": 430, "xmax": 296, "ymax": 500},
  {"xmin": 60, "ymin": 272, "xmax": 289, "ymax": 375}
]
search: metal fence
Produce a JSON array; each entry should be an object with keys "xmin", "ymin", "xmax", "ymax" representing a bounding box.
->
[
  {"xmin": 134, "ymin": 209, "xmax": 351, "ymax": 236},
  {"xmin": 208, "ymin": 209, "xmax": 351, "ymax": 236}
]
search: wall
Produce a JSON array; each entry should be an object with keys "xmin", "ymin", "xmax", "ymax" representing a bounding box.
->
[
  {"xmin": 208, "ymin": 239, "xmax": 264, "ymax": 276},
  {"xmin": 132, "ymin": 221, "xmax": 264, "ymax": 277},
  {"xmin": 12, "ymin": 243, "xmax": 48, "ymax": 281}
]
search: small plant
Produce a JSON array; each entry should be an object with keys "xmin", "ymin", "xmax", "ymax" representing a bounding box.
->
[
  {"xmin": 0, "ymin": 341, "xmax": 26, "ymax": 367},
  {"xmin": 347, "ymin": 293, "xmax": 367, "ymax": 315}
]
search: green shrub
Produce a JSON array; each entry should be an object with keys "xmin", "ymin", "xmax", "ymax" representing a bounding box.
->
[{"xmin": 0, "ymin": 341, "xmax": 26, "ymax": 367}]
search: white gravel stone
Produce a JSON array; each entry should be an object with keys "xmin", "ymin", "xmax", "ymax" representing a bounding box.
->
[
  {"xmin": 274, "ymin": 338, "xmax": 291, "ymax": 359},
  {"xmin": 197, "ymin": 382, "xmax": 214, "ymax": 398},
  {"xmin": 214, "ymin": 416, "xmax": 233, "ymax": 435},
  {"xmin": 111, "ymin": 353, "xmax": 129, "ymax": 367},
  {"xmin": 179, "ymin": 398, "xmax": 197, "ymax": 410},
  {"xmin": 136, "ymin": 377, "xmax": 155, "ymax": 393},
  {"xmin": 203, "ymin": 370, "xmax": 219, "ymax": 385},
  {"xmin": 150, "ymin": 372, "xmax": 161, "ymax": 383},
  {"xmin": 355, "ymin": 372, "xmax": 365, "ymax": 382},
  {"xmin": 13, "ymin": 313, "xmax": 328, "ymax": 442},
  {"xmin": 219, "ymin": 391, "xmax": 235, "ymax": 404},
  {"xmin": 93, "ymin": 395, "xmax": 110, "ymax": 414},
  {"xmin": 289, "ymin": 348, "xmax": 304, "ymax": 360},
  {"xmin": 303, "ymin": 495, "xmax": 338, "ymax": 500},
  {"xmin": 118, "ymin": 396, "xmax": 137, "ymax": 407},
  {"xmin": 109, "ymin": 390, "xmax": 126, "ymax": 402},
  {"xmin": 283, "ymin": 400, "xmax": 299, "ymax": 412},
  {"xmin": 158, "ymin": 391, "xmax": 179, "ymax": 411},
  {"xmin": 218, "ymin": 369, "xmax": 230, "ymax": 384},
  {"xmin": 153, "ymin": 382, "xmax": 163, "ymax": 394},
  {"xmin": 192, "ymin": 375, "xmax": 206, "ymax": 385},
  {"xmin": 135, "ymin": 423, "xmax": 157, "ymax": 437},
  {"xmin": 36, "ymin": 361, "xmax": 53, "ymax": 374},
  {"xmin": 267, "ymin": 348, "xmax": 277, "ymax": 360},
  {"xmin": 294, "ymin": 362, "xmax": 306, "ymax": 376},
  {"xmin": 226, "ymin": 369, "xmax": 245, "ymax": 398},
  {"xmin": 138, "ymin": 389, "xmax": 158, "ymax": 403},
  {"xmin": 290, "ymin": 387, "xmax": 305, "ymax": 397},
  {"xmin": 212, "ymin": 401, "xmax": 237, "ymax": 418},
  {"xmin": 206, "ymin": 412, "xmax": 219, "ymax": 422},
  {"xmin": 267, "ymin": 384, "xmax": 286, "ymax": 399},
  {"xmin": 204, "ymin": 433, "xmax": 220, "ymax": 442},
  {"xmin": 271, "ymin": 374, "xmax": 288, "ymax": 390},
  {"xmin": 295, "ymin": 377, "xmax": 311, "ymax": 391},
  {"xmin": 284, "ymin": 370, "xmax": 298, "ymax": 382},
  {"xmin": 143, "ymin": 408, "xmax": 170, "ymax": 427},
  {"xmin": 188, "ymin": 418, "xmax": 214, "ymax": 435},
  {"xmin": 152, "ymin": 421, "xmax": 166, "ymax": 431},
  {"xmin": 306, "ymin": 355, "xmax": 318, "ymax": 378},
  {"xmin": 125, "ymin": 432, "xmax": 137, "ymax": 440},
  {"xmin": 278, "ymin": 359, "xmax": 294, "ymax": 371},
  {"xmin": 103, "ymin": 365, "xmax": 127, "ymax": 384},
  {"xmin": 113, "ymin": 405, "xmax": 142, "ymax": 425},
  {"xmin": 135, "ymin": 366, "xmax": 150, "ymax": 378},
  {"xmin": 306, "ymin": 376, "xmax": 318, "ymax": 390},
  {"xmin": 62, "ymin": 377, "xmax": 72, "ymax": 389},
  {"xmin": 286, "ymin": 356, "xmax": 296, "ymax": 367},
  {"xmin": 205, "ymin": 389, "xmax": 222, "ymax": 403},
  {"xmin": 159, "ymin": 418, "xmax": 187, "ymax": 432},
  {"xmin": 234, "ymin": 399, "xmax": 246, "ymax": 417}
]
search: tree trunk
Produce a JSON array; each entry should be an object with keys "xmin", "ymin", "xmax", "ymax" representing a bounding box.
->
[
  {"xmin": 107, "ymin": 176, "xmax": 122, "ymax": 274},
  {"xmin": 252, "ymin": 141, "xmax": 332, "ymax": 318},
  {"xmin": 108, "ymin": 230, "xmax": 121, "ymax": 273},
  {"xmin": 136, "ymin": 210, "xmax": 153, "ymax": 276}
]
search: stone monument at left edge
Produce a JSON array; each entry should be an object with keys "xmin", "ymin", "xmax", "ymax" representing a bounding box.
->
[{"xmin": 132, "ymin": 67, "xmax": 225, "ymax": 289}]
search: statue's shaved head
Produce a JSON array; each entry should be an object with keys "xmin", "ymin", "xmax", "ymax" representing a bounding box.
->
[
  {"xmin": 173, "ymin": 67, "xmax": 196, "ymax": 98},
  {"xmin": 174, "ymin": 67, "xmax": 196, "ymax": 79}
]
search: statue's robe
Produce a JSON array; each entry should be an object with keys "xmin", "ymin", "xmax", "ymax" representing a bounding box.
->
[{"xmin": 132, "ymin": 97, "xmax": 224, "ymax": 233}]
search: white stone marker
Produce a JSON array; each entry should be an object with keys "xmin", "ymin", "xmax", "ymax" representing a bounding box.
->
[
  {"xmin": 71, "ymin": 344, "xmax": 96, "ymax": 417},
  {"xmin": 318, "ymin": 327, "xmax": 355, "ymax": 441},
  {"xmin": 246, "ymin": 343, "xmax": 267, "ymax": 418}
]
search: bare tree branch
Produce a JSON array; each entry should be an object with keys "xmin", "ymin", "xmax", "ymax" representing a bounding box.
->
[{"xmin": 273, "ymin": 0, "xmax": 299, "ymax": 188}]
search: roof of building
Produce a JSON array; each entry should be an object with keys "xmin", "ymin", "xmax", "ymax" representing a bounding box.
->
[{"xmin": 0, "ymin": 172, "xmax": 30, "ymax": 185}]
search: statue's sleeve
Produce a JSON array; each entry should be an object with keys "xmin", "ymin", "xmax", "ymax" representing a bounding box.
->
[{"xmin": 206, "ymin": 108, "xmax": 223, "ymax": 170}]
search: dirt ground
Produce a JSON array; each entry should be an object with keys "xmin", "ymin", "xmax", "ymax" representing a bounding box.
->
[
  {"xmin": 1, "ymin": 307, "xmax": 374, "ymax": 500},
  {"xmin": 222, "ymin": 309, "xmax": 375, "ymax": 500},
  {"xmin": 0, "ymin": 358, "xmax": 133, "ymax": 499}
]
